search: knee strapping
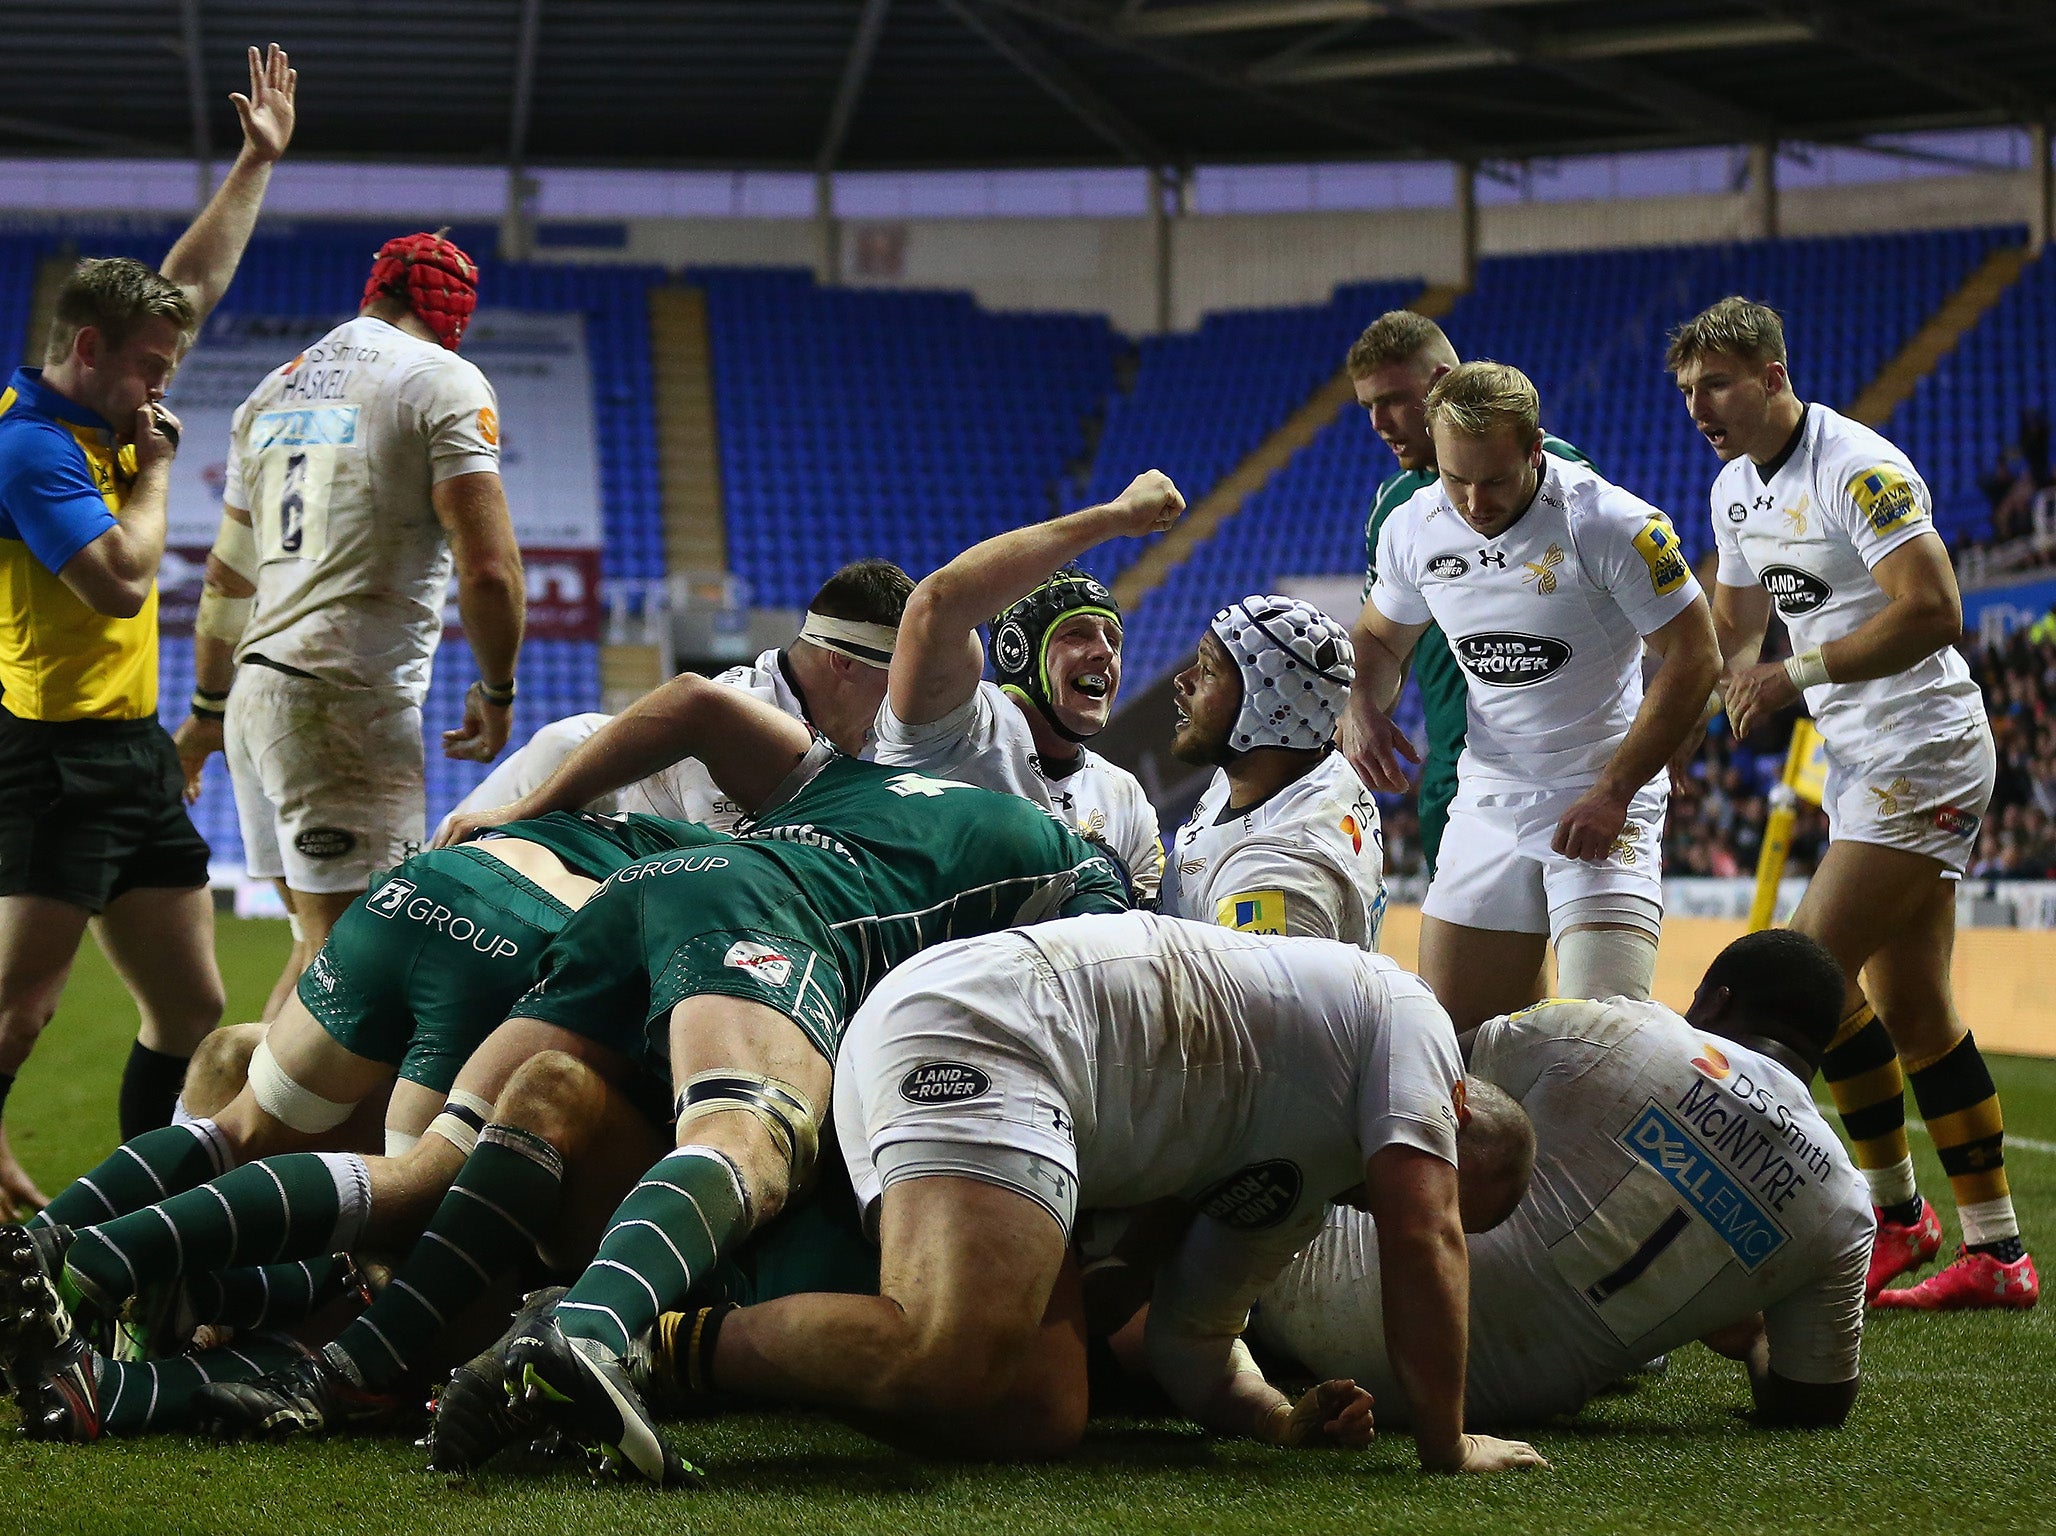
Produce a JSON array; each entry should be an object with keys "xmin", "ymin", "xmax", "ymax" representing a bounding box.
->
[
  {"xmin": 674, "ymin": 1070, "xmax": 820, "ymax": 1188},
  {"xmin": 425, "ymin": 1089, "xmax": 494, "ymax": 1157},
  {"xmin": 1554, "ymin": 922, "xmax": 1660, "ymax": 1002},
  {"xmin": 247, "ymin": 1040, "xmax": 358, "ymax": 1134}
]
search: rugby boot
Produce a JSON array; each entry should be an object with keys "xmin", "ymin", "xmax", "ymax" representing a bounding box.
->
[
  {"xmin": 1873, "ymin": 1245, "xmax": 2039, "ymax": 1311},
  {"xmin": 15, "ymin": 1346, "xmax": 104, "ymax": 1443},
  {"xmin": 425, "ymin": 1285, "xmax": 565, "ymax": 1475},
  {"xmin": 1865, "ymin": 1197, "xmax": 1943, "ymax": 1302},
  {"xmin": 191, "ymin": 1347, "xmax": 403, "ymax": 1439},
  {"xmin": 0, "ymin": 1225, "xmax": 84, "ymax": 1389},
  {"xmin": 1, "ymin": 1259, "xmax": 101, "ymax": 1441},
  {"xmin": 503, "ymin": 1315, "xmax": 702, "ymax": 1487}
]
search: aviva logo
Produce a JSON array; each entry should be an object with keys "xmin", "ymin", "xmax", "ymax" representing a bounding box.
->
[{"xmin": 1218, "ymin": 889, "xmax": 1286, "ymax": 934}]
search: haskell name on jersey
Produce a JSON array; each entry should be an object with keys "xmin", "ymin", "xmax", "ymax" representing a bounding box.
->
[{"xmin": 1370, "ymin": 457, "xmax": 1702, "ymax": 791}]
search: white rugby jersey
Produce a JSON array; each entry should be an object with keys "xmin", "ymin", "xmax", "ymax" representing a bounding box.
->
[
  {"xmin": 1252, "ymin": 996, "xmax": 1871, "ymax": 1426},
  {"xmin": 224, "ymin": 316, "xmax": 500, "ymax": 703},
  {"xmin": 1710, "ymin": 404, "xmax": 1983, "ymax": 760},
  {"xmin": 874, "ymin": 681, "xmax": 1164, "ymax": 903},
  {"xmin": 1370, "ymin": 458, "xmax": 1703, "ymax": 790},
  {"xmin": 438, "ymin": 648, "xmax": 813, "ymax": 838},
  {"xmin": 1162, "ymin": 750, "xmax": 1386, "ymax": 950}
]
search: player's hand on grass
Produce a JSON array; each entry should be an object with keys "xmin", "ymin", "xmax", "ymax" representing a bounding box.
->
[
  {"xmin": 1721, "ymin": 659, "xmax": 1799, "ymax": 740},
  {"xmin": 232, "ymin": 45, "xmax": 297, "ymax": 163},
  {"xmin": 1108, "ymin": 470, "xmax": 1185, "ymax": 538},
  {"xmin": 1269, "ymin": 1379, "xmax": 1375, "ymax": 1448},
  {"xmin": 443, "ymin": 682, "xmax": 513, "ymax": 763},
  {"xmin": 0, "ymin": 1125, "xmax": 50, "ymax": 1224},
  {"xmin": 172, "ymin": 715, "xmax": 225, "ymax": 803},
  {"xmin": 1552, "ymin": 781, "xmax": 1632, "ymax": 863},
  {"xmin": 1441, "ymin": 1433, "xmax": 1549, "ymax": 1473},
  {"xmin": 1339, "ymin": 691, "xmax": 1420, "ymax": 795}
]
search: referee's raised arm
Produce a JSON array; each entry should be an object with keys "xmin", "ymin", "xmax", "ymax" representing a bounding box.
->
[{"xmin": 160, "ymin": 45, "xmax": 298, "ymax": 326}]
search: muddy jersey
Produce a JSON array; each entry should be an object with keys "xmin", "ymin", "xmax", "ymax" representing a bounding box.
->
[
  {"xmin": 223, "ymin": 316, "xmax": 499, "ymax": 703},
  {"xmin": 1709, "ymin": 404, "xmax": 1983, "ymax": 761},
  {"xmin": 1162, "ymin": 751, "xmax": 1387, "ymax": 949},
  {"xmin": 1253, "ymin": 996, "xmax": 1871, "ymax": 1425},
  {"xmin": 874, "ymin": 681, "xmax": 1163, "ymax": 904},
  {"xmin": 1370, "ymin": 458, "xmax": 1701, "ymax": 791}
]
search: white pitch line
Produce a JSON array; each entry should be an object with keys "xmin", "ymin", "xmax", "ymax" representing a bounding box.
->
[{"xmin": 1908, "ymin": 1123, "xmax": 2056, "ymax": 1156}]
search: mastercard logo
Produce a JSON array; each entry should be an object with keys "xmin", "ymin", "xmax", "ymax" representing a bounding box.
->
[
  {"xmin": 1341, "ymin": 814, "xmax": 1363, "ymax": 855},
  {"xmin": 1692, "ymin": 1043, "xmax": 1731, "ymax": 1079},
  {"xmin": 477, "ymin": 406, "xmax": 500, "ymax": 446}
]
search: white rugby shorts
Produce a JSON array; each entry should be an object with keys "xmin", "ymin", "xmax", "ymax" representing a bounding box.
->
[
  {"xmin": 1422, "ymin": 776, "xmax": 1666, "ymax": 940},
  {"xmin": 834, "ymin": 934, "xmax": 1084, "ymax": 1236},
  {"xmin": 1821, "ymin": 717, "xmax": 1995, "ymax": 878},
  {"xmin": 227, "ymin": 664, "xmax": 425, "ymax": 894}
]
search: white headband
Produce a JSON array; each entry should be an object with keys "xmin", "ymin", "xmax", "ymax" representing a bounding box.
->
[{"xmin": 799, "ymin": 612, "xmax": 897, "ymax": 669}]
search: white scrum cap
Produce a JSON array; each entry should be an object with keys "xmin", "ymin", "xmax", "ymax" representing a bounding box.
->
[{"xmin": 1208, "ymin": 595, "xmax": 1355, "ymax": 753}]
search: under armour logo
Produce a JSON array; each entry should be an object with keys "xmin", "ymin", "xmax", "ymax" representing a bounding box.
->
[
  {"xmin": 1478, "ymin": 549, "xmax": 1507, "ymax": 568},
  {"xmin": 1753, "ymin": 494, "xmax": 1774, "ymax": 511},
  {"xmin": 1051, "ymin": 1107, "xmax": 1072, "ymax": 1136}
]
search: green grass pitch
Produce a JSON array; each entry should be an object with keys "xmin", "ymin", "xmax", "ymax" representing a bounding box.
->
[{"xmin": 3, "ymin": 917, "xmax": 2052, "ymax": 1535}]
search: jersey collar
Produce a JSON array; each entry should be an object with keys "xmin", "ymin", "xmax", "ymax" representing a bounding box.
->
[
  {"xmin": 1750, "ymin": 402, "xmax": 1811, "ymax": 486},
  {"xmin": 8, "ymin": 368, "xmax": 113, "ymax": 434}
]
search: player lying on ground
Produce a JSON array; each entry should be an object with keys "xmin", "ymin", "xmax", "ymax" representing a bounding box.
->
[
  {"xmin": 191, "ymin": 684, "xmax": 1126, "ymax": 1476},
  {"xmin": 1342, "ymin": 361, "xmax": 1721, "ymax": 1030},
  {"xmin": 1670, "ymin": 296, "xmax": 2036, "ymax": 1311},
  {"xmin": 1250, "ymin": 930, "xmax": 1871, "ymax": 1430},
  {"xmin": 0, "ymin": 809, "xmax": 737, "ymax": 1437},
  {"xmin": 627, "ymin": 913, "xmax": 1545, "ymax": 1476},
  {"xmin": 1164, "ymin": 596, "xmax": 1386, "ymax": 948},
  {"xmin": 877, "ymin": 472, "xmax": 1182, "ymax": 903},
  {"xmin": 437, "ymin": 558, "xmax": 912, "ymax": 840}
]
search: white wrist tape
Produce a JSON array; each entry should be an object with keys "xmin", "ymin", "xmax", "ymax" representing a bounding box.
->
[
  {"xmin": 1784, "ymin": 648, "xmax": 1831, "ymax": 691},
  {"xmin": 247, "ymin": 1039, "xmax": 357, "ymax": 1134},
  {"xmin": 194, "ymin": 588, "xmax": 254, "ymax": 643}
]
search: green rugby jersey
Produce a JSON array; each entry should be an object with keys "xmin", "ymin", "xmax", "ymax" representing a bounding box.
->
[
  {"xmin": 1362, "ymin": 434, "xmax": 1593, "ymax": 768},
  {"xmin": 483, "ymin": 809, "xmax": 734, "ymax": 881},
  {"xmin": 738, "ymin": 747, "xmax": 1130, "ymax": 1002}
]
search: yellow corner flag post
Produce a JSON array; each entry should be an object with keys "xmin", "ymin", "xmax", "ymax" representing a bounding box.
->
[{"xmin": 1748, "ymin": 719, "xmax": 1828, "ymax": 932}]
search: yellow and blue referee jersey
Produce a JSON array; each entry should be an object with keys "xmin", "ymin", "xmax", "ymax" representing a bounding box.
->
[{"xmin": 0, "ymin": 367, "xmax": 157, "ymax": 720}]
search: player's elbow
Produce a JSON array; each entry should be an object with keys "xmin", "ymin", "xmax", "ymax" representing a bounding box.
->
[
  {"xmin": 1910, "ymin": 591, "xmax": 1964, "ymax": 655},
  {"xmin": 456, "ymin": 554, "xmax": 524, "ymax": 605}
]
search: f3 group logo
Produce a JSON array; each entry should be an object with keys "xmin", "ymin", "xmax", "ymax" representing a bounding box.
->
[{"xmin": 366, "ymin": 878, "xmax": 415, "ymax": 917}]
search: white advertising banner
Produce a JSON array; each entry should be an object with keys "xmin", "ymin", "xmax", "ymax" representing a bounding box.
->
[{"xmin": 159, "ymin": 308, "xmax": 605, "ymax": 638}]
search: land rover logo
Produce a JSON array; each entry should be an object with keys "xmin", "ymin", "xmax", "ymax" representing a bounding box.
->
[
  {"xmin": 1427, "ymin": 554, "xmax": 1470, "ymax": 580},
  {"xmin": 1454, "ymin": 632, "xmax": 1572, "ymax": 688},
  {"xmin": 293, "ymin": 827, "xmax": 357, "ymax": 859},
  {"xmin": 1761, "ymin": 565, "xmax": 1832, "ymax": 616},
  {"xmin": 1726, "ymin": 501, "xmax": 1748, "ymax": 523},
  {"xmin": 899, "ymin": 1062, "xmax": 991, "ymax": 1105},
  {"xmin": 1195, "ymin": 1159, "xmax": 1304, "ymax": 1230}
]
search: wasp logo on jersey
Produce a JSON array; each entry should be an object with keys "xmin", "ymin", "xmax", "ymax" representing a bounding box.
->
[
  {"xmin": 1869, "ymin": 777, "xmax": 1913, "ymax": 817},
  {"xmin": 1522, "ymin": 543, "xmax": 1565, "ymax": 595},
  {"xmin": 1218, "ymin": 889, "xmax": 1287, "ymax": 934},
  {"xmin": 1848, "ymin": 465, "xmax": 1922, "ymax": 534},
  {"xmin": 1428, "ymin": 554, "xmax": 1470, "ymax": 580},
  {"xmin": 1780, "ymin": 493, "xmax": 1810, "ymax": 537},
  {"xmin": 1761, "ymin": 565, "xmax": 1832, "ymax": 616},
  {"xmin": 1632, "ymin": 517, "xmax": 1690, "ymax": 596},
  {"xmin": 1455, "ymin": 632, "xmax": 1573, "ymax": 688}
]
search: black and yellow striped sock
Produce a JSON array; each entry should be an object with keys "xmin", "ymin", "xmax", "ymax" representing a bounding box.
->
[
  {"xmin": 1821, "ymin": 1000, "xmax": 1918, "ymax": 1217},
  {"xmin": 1907, "ymin": 1030, "xmax": 2023, "ymax": 1262}
]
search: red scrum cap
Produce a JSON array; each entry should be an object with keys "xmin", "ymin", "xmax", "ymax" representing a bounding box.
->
[{"xmin": 362, "ymin": 230, "xmax": 479, "ymax": 350}]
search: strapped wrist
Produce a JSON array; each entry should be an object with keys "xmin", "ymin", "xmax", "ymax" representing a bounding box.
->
[
  {"xmin": 191, "ymin": 686, "xmax": 228, "ymax": 722},
  {"xmin": 1784, "ymin": 648, "xmax": 1831, "ymax": 692},
  {"xmin": 473, "ymin": 677, "xmax": 517, "ymax": 708}
]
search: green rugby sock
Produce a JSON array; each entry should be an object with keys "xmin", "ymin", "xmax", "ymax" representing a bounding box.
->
[
  {"xmin": 64, "ymin": 1152, "xmax": 368, "ymax": 1315},
  {"xmin": 95, "ymin": 1334, "xmax": 306, "ymax": 1437},
  {"xmin": 556, "ymin": 1146, "xmax": 749, "ymax": 1359},
  {"xmin": 187, "ymin": 1258, "xmax": 353, "ymax": 1330},
  {"xmin": 327, "ymin": 1124, "xmax": 563, "ymax": 1390},
  {"xmin": 33, "ymin": 1120, "xmax": 237, "ymax": 1231}
]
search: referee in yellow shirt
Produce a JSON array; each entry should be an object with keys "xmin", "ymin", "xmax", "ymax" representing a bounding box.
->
[{"xmin": 0, "ymin": 46, "xmax": 296, "ymax": 1218}]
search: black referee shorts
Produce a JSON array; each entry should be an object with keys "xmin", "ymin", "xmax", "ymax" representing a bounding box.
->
[{"xmin": 0, "ymin": 706, "xmax": 212, "ymax": 913}]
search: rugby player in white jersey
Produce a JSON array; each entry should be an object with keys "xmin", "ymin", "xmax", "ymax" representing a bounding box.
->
[
  {"xmin": 1253, "ymin": 929, "xmax": 1872, "ymax": 1430},
  {"xmin": 1671, "ymin": 297, "xmax": 2036, "ymax": 1310},
  {"xmin": 1164, "ymin": 595, "xmax": 1386, "ymax": 948},
  {"xmin": 1342, "ymin": 362, "xmax": 1721, "ymax": 1030},
  {"xmin": 175, "ymin": 232, "xmax": 524, "ymax": 1016},
  {"xmin": 874, "ymin": 473, "xmax": 1182, "ymax": 904},
  {"xmin": 684, "ymin": 913, "xmax": 1545, "ymax": 1470},
  {"xmin": 437, "ymin": 559, "xmax": 911, "ymax": 839}
]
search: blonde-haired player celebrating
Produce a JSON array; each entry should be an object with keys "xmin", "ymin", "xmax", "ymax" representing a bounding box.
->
[
  {"xmin": 175, "ymin": 232, "xmax": 525, "ymax": 1019},
  {"xmin": 1670, "ymin": 296, "xmax": 2035, "ymax": 1310},
  {"xmin": 1342, "ymin": 362, "xmax": 1720, "ymax": 1031}
]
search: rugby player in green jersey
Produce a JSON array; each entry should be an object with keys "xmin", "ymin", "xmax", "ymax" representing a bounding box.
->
[
  {"xmin": 1344, "ymin": 312, "xmax": 1591, "ymax": 875},
  {"xmin": 194, "ymin": 678, "xmax": 1125, "ymax": 1478}
]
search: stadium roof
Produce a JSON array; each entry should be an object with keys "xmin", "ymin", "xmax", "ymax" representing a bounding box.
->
[{"xmin": 6, "ymin": 1, "xmax": 2056, "ymax": 175}]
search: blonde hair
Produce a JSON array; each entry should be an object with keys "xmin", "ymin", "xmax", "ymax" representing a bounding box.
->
[
  {"xmin": 1424, "ymin": 360, "xmax": 1541, "ymax": 441},
  {"xmin": 44, "ymin": 257, "xmax": 196, "ymax": 366},
  {"xmin": 1346, "ymin": 310, "xmax": 1456, "ymax": 379},
  {"xmin": 1665, "ymin": 296, "xmax": 1787, "ymax": 373}
]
